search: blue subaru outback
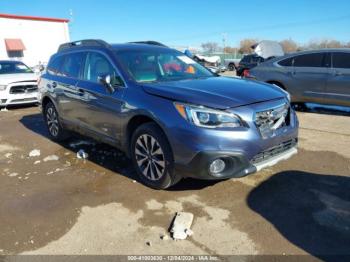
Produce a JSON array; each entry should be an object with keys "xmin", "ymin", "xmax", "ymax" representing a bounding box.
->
[{"xmin": 38, "ymin": 40, "xmax": 298, "ymax": 189}]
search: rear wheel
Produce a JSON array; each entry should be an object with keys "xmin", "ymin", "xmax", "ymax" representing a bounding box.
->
[
  {"xmin": 130, "ymin": 123, "xmax": 181, "ymax": 189},
  {"xmin": 44, "ymin": 101, "xmax": 69, "ymax": 141}
]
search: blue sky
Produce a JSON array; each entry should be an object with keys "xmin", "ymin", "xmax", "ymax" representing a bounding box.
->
[{"xmin": 1, "ymin": 0, "xmax": 350, "ymax": 47}]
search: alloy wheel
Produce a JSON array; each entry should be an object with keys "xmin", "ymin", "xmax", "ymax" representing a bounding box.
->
[
  {"xmin": 46, "ymin": 107, "xmax": 59, "ymax": 137},
  {"xmin": 134, "ymin": 134, "xmax": 165, "ymax": 181}
]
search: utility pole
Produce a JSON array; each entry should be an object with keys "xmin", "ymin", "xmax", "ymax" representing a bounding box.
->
[
  {"xmin": 68, "ymin": 9, "xmax": 74, "ymax": 40},
  {"xmin": 222, "ymin": 33, "xmax": 227, "ymax": 61}
]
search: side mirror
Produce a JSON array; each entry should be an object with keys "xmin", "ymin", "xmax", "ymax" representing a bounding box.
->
[
  {"xmin": 98, "ymin": 75, "xmax": 115, "ymax": 93},
  {"xmin": 39, "ymin": 65, "xmax": 45, "ymax": 72}
]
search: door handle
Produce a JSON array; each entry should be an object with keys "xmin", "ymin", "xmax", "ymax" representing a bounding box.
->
[{"xmin": 334, "ymin": 71, "xmax": 343, "ymax": 76}]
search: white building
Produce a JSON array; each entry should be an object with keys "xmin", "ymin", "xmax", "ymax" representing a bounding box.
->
[{"xmin": 0, "ymin": 13, "xmax": 70, "ymax": 67}]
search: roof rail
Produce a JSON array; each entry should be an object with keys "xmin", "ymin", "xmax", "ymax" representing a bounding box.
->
[
  {"xmin": 58, "ymin": 39, "xmax": 111, "ymax": 52},
  {"xmin": 129, "ymin": 41, "xmax": 168, "ymax": 47}
]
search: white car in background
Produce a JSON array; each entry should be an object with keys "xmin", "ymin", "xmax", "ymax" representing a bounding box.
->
[{"xmin": 0, "ymin": 60, "xmax": 38, "ymax": 107}]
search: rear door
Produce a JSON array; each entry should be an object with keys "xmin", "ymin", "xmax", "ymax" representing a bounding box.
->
[
  {"xmin": 325, "ymin": 52, "xmax": 350, "ymax": 106},
  {"xmin": 290, "ymin": 52, "xmax": 330, "ymax": 103},
  {"xmin": 55, "ymin": 52, "xmax": 86, "ymax": 123},
  {"xmin": 45, "ymin": 52, "xmax": 85, "ymax": 125},
  {"xmin": 74, "ymin": 51, "xmax": 126, "ymax": 144}
]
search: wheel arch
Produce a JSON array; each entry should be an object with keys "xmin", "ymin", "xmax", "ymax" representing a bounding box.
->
[
  {"xmin": 41, "ymin": 96, "xmax": 54, "ymax": 110},
  {"xmin": 266, "ymin": 80, "xmax": 286, "ymax": 90},
  {"xmin": 124, "ymin": 114, "xmax": 171, "ymax": 158}
]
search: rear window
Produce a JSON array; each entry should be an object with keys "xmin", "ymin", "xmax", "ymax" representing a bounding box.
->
[
  {"xmin": 293, "ymin": 53, "xmax": 324, "ymax": 68},
  {"xmin": 333, "ymin": 52, "xmax": 350, "ymax": 69}
]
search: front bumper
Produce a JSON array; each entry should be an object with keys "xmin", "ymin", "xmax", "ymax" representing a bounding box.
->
[
  {"xmin": 175, "ymin": 139, "xmax": 298, "ymax": 180},
  {"xmin": 168, "ymin": 98, "xmax": 299, "ymax": 180},
  {"xmin": 0, "ymin": 82, "xmax": 38, "ymax": 106}
]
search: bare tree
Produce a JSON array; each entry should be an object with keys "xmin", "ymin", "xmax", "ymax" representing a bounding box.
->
[
  {"xmin": 238, "ymin": 39, "xmax": 258, "ymax": 54},
  {"xmin": 279, "ymin": 39, "xmax": 298, "ymax": 53},
  {"xmin": 201, "ymin": 42, "xmax": 219, "ymax": 53},
  {"xmin": 307, "ymin": 39, "xmax": 343, "ymax": 49}
]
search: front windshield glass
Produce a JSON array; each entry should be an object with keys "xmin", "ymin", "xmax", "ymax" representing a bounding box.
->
[
  {"xmin": 0, "ymin": 61, "xmax": 33, "ymax": 74},
  {"xmin": 115, "ymin": 49, "xmax": 214, "ymax": 83}
]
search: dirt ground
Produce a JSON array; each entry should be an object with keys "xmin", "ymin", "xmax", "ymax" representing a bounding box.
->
[{"xmin": 0, "ymin": 105, "xmax": 349, "ymax": 260}]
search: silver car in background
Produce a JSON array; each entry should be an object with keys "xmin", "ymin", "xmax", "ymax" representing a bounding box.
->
[{"xmin": 248, "ymin": 49, "xmax": 350, "ymax": 107}]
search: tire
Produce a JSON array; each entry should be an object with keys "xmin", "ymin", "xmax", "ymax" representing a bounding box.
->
[
  {"xmin": 292, "ymin": 102, "xmax": 307, "ymax": 112},
  {"xmin": 228, "ymin": 63, "xmax": 235, "ymax": 71},
  {"xmin": 130, "ymin": 122, "xmax": 181, "ymax": 189},
  {"xmin": 44, "ymin": 101, "xmax": 69, "ymax": 141}
]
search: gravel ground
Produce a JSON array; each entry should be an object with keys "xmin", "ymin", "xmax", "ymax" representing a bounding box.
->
[{"xmin": 0, "ymin": 105, "xmax": 349, "ymax": 260}]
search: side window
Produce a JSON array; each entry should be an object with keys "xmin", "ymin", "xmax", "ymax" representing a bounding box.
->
[
  {"xmin": 278, "ymin": 57, "xmax": 294, "ymax": 67},
  {"xmin": 251, "ymin": 56, "xmax": 259, "ymax": 63},
  {"xmin": 61, "ymin": 52, "xmax": 86, "ymax": 78},
  {"xmin": 47, "ymin": 56, "xmax": 64, "ymax": 75},
  {"xmin": 293, "ymin": 53, "xmax": 324, "ymax": 68},
  {"xmin": 241, "ymin": 56, "xmax": 251, "ymax": 64},
  {"xmin": 333, "ymin": 52, "xmax": 350, "ymax": 69},
  {"xmin": 83, "ymin": 52, "xmax": 124, "ymax": 86}
]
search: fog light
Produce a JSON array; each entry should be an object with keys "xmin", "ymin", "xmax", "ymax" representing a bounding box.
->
[{"xmin": 209, "ymin": 159, "xmax": 226, "ymax": 174}]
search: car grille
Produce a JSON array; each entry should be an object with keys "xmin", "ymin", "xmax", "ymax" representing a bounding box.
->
[
  {"xmin": 251, "ymin": 138, "xmax": 297, "ymax": 164},
  {"xmin": 10, "ymin": 98, "xmax": 37, "ymax": 103},
  {"xmin": 254, "ymin": 103, "xmax": 290, "ymax": 139},
  {"xmin": 10, "ymin": 85, "xmax": 38, "ymax": 94}
]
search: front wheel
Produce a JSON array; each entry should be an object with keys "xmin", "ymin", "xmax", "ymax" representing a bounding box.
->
[
  {"xmin": 130, "ymin": 123, "xmax": 181, "ymax": 189},
  {"xmin": 292, "ymin": 102, "xmax": 308, "ymax": 112}
]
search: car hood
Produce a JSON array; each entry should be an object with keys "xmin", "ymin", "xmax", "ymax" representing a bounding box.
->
[
  {"xmin": 142, "ymin": 77, "xmax": 285, "ymax": 109},
  {"xmin": 0, "ymin": 73, "xmax": 37, "ymax": 85}
]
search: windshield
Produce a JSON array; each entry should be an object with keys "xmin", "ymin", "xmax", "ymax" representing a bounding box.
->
[
  {"xmin": 0, "ymin": 61, "xmax": 33, "ymax": 74},
  {"xmin": 115, "ymin": 49, "xmax": 214, "ymax": 83}
]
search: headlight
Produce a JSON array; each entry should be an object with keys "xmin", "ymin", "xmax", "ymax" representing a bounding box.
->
[
  {"xmin": 174, "ymin": 102, "xmax": 243, "ymax": 128},
  {"xmin": 0, "ymin": 85, "xmax": 7, "ymax": 91}
]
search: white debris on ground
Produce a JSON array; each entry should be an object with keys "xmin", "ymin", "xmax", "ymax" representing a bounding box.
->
[
  {"xmin": 4, "ymin": 153, "xmax": 12, "ymax": 158},
  {"xmin": 77, "ymin": 149, "xmax": 88, "ymax": 159},
  {"xmin": 29, "ymin": 149, "xmax": 41, "ymax": 157},
  {"xmin": 34, "ymin": 160, "xmax": 41, "ymax": 165},
  {"xmin": 69, "ymin": 140, "xmax": 96, "ymax": 148},
  {"xmin": 170, "ymin": 212, "xmax": 194, "ymax": 240},
  {"xmin": 8, "ymin": 173, "xmax": 18, "ymax": 177},
  {"xmin": 0, "ymin": 108, "xmax": 8, "ymax": 112},
  {"xmin": 43, "ymin": 155, "xmax": 59, "ymax": 162},
  {"xmin": 47, "ymin": 168, "xmax": 65, "ymax": 175}
]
